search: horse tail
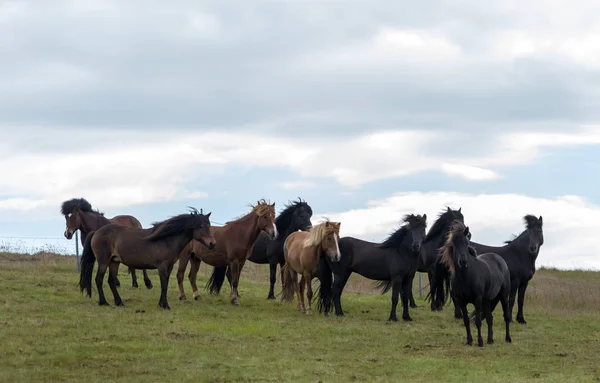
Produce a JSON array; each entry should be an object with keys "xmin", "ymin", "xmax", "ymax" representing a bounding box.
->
[
  {"xmin": 78, "ymin": 230, "xmax": 96, "ymax": 298},
  {"xmin": 205, "ymin": 266, "xmax": 227, "ymax": 295},
  {"xmin": 280, "ymin": 262, "xmax": 296, "ymax": 302},
  {"xmin": 374, "ymin": 279, "xmax": 393, "ymax": 295},
  {"xmin": 316, "ymin": 254, "xmax": 333, "ymax": 314}
]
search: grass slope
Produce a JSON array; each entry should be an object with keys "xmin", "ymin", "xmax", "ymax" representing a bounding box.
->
[{"xmin": 0, "ymin": 252, "xmax": 599, "ymax": 382}]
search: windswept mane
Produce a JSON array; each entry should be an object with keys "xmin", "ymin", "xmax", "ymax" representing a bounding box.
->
[
  {"xmin": 226, "ymin": 199, "xmax": 274, "ymax": 224},
  {"xmin": 303, "ymin": 219, "xmax": 340, "ymax": 248},
  {"xmin": 424, "ymin": 207, "xmax": 462, "ymax": 243},
  {"xmin": 379, "ymin": 214, "xmax": 427, "ymax": 249},
  {"xmin": 145, "ymin": 208, "xmax": 208, "ymax": 241},
  {"xmin": 60, "ymin": 198, "xmax": 104, "ymax": 216},
  {"xmin": 439, "ymin": 220, "xmax": 469, "ymax": 275},
  {"xmin": 275, "ymin": 198, "xmax": 312, "ymax": 231},
  {"xmin": 504, "ymin": 215, "xmax": 543, "ymax": 244}
]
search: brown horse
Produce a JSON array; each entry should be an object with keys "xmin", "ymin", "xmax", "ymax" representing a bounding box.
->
[
  {"xmin": 78, "ymin": 207, "xmax": 216, "ymax": 310},
  {"xmin": 281, "ymin": 219, "xmax": 341, "ymax": 315},
  {"xmin": 176, "ymin": 200, "xmax": 277, "ymax": 305},
  {"xmin": 61, "ymin": 198, "xmax": 152, "ymax": 289}
]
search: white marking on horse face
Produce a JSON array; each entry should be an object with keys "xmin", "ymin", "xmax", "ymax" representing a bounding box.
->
[
  {"xmin": 333, "ymin": 233, "xmax": 341, "ymax": 262},
  {"xmin": 272, "ymin": 223, "xmax": 278, "ymax": 239},
  {"xmin": 67, "ymin": 213, "xmax": 72, "ymax": 218}
]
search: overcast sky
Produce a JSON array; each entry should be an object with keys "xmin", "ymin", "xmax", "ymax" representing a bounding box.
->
[{"xmin": 1, "ymin": 0, "xmax": 599, "ymax": 269}]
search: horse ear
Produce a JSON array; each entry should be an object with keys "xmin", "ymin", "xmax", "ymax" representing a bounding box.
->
[
  {"xmin": 271, "ymin": 202, "xmax": 276, "ymax": 207},
  {"xmin": 539, "ymin": 216, "xmax": 543, "ymax": 226},
  {"xmin": 447, "ymin": 206, "xmax": 451, "ymax": 212},
  {"xmin": 423, "ymin": 213, "xmax": 427, "ymax": 221},
  {"xmin": 458, "ymin": 207, "xmax": 462, "ymax": 213},
  {"xmin": 205, "ymin": 212, "xmax": 211, "ymax": 219},
  {"xmin": 464, "ymin": 226, "xmax": 470, "ymax": 237}
]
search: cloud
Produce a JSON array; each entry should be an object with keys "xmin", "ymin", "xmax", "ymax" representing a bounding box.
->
[
  {"xmin": 278, "ymin": 181, "xmax": 317, "ymax": 190},
  {"xmin": 440, "ymin": 163, "xmax": 500, "ymax": 181},
  {"xmin": 311, "ymin": 191, "xmax": 600, "ymax": 270}
]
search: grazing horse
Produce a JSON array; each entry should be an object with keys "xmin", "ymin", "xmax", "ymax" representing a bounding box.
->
[
  {"xmin": 78, "ymin": 208, "xmax": 215, "ymax": 310},
  {"xmin": 432, "ymin": 220, "xmax": 512, "ymax": 347},
  {"xmin": 406, "ymin": 207, "xmax": 465, "ymax": 311},
  {"xmin": 280, "ymin": 220, "xmax": 341, "ymax": 315},
  {"xmin": 318, "ymin": 214, "xmax": 427, "ymax": 322},
  {"xmin": 248, "ymin": 198, "xmax": 314, "ymax": 299},
  {"xmin": 433, "ymin": 215, "xmax": 544, "ymax": 323},
  {"xmin": 181, "ymin": 200, "xmax": 277, "ymax": 305},
  {"xmin": 61, "ymin": 198, "xmax": 153, "ymax": 289}
]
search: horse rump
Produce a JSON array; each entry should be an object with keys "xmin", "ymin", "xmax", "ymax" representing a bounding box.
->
[{"xmin": 78, "ymin": 230, "xmax": 96, "ymax": 298}]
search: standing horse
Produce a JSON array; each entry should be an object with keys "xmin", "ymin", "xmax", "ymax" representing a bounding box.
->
[
  {"xmin": 280, "ymin": 220, "xmax": 341, "ymax": 315},
  {"xmin": 406, "ymin": 207, "xmax": 465, "ymax": 311},
  {"xmin": 247, "ymin": 198, "xmax": 313, "ymax": 299},
  {"xmin": 433, "ymin": 220, "xmax": 512, "ymax": 347},
  {"xmin": 317, "ymin": 214, "xmax": 427, "ymax": 322},
  {"xmin": 179, "ymin": 200, "xmax": 277, "ymax": 305},
  {"xmin": 78, "ymin": 208, "xmax": 215, "ymax": 310},
  {"xmin": 61, "ymin": 198, "xmax": 153, "ymax": 289},
  {"xmin": 432, "ymin": 215, "xmax": 543, "ymax": 323}
]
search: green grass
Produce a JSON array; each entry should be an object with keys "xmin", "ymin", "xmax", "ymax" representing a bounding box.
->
[{"xmin": 1, "ymin": 253, "xmax": 600, "ymax": 382}]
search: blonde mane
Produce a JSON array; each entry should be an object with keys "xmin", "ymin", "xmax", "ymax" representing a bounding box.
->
[
  {"xmin": 438, "ymin": 220, "xmax": 467, "ymax": 275},
  {"xmin": 303, "ymin": 218, "xmax": 341, "ymax": 248},
  {"xmin": 225, "ymin": 199, "xmax": 275, "ymax": 224}
]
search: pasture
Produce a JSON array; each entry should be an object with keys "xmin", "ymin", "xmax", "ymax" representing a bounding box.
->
[{"xmin": 1, "ymin": 252, "xmax": 600, "ymax": 382}]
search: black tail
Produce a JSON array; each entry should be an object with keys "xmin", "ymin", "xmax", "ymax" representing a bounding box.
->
[
  {"xmin": 374, "ymin": 279, "xmax": 393, "ymax": 295},
  {"xmin": 205, "ymin": 266, "xmax": 227, "ymax": 295},
  {"xmin": 426, "ymin": 257, "xmax": 451, "ymax": 309},
  {"xmin": 316, "ymin": 254, "xmax": 333, "ymax": 314},
  {"xmin": 78, "ymin": 230, "xmax": 96, "ymax": 298}
]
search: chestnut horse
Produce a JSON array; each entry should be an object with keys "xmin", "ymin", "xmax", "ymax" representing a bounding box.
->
[
  {"xmin": 78, "ymin": 207, "xmax": 216, "ymax": 310},
  {"xmin": 61, "ymin": 198, "xmax": 152, "ymax": 289},
  {"xmin": 280, "ymin": 220, "xmax": 341, "ymax": 315},
  {"xmin": 177, "ymin": 200, "xmax": 277, "ymax": 305}
]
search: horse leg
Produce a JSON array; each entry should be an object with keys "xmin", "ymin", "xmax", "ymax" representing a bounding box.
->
[
  {"xmin": 143, "ymin": 269, "xmax": 153, "ymax": 290},
  {"xmin": 474, "ymin": 298, "xmax": 484, "ymax": 347},
  {"xmin": 460, "ymin": 303, "xmax": 472, "ymax": 345},
  {"xmin": 333, "ymin": 272, "xmax": 351, "ymax": 317},
  {"xmin": 157, "ymin": 263, "xmax": 172, "ymax": 310},
  {"xmin": 108, "ymin": 261, "xmax": 124, "ymax": 307},
  {"xmin": 229, "ymin": 260, "xmax": 241, "ymax": 306},
  {"xmin": 95, "ymin": 262, "xmax": 109, "ymax": 306},
  {"xmin": 129, "ymin": 266, "xmax": 139, "ymax": 288},
  {"xmin": 501, "ymin": 291, "xmax": 512, "ymax": 343},
  {"xmin": 516, "ymin": 280, "xmax": 529, "ymax": 324},
  {"xmin": 407, "ymin": 272, "xmax": 417, "ymax": 308},
  {"xmin": 305, "ymin": 274, "xmax": 313, "ymax": 315},
  {"xmin": 176, "ymin": 252, "xmax": 190, "ymax": 300},
  {"xmin": 508, "ymin": 281, "xmax": 518, "ymax": 323},
  {"xmin": 388, "ymin": 280, "xmax": 401, "ymax": 322},
  {"xmin": 188, "ymin": 256, "xmax": 201, "ymax": 300},
  {"xmin": 293, "ymin": 271, "xmax": 303, "ymax": 313},
  {"xmin": 299, "ymin": 274, "xmax": 307, "ymax": 313},
  {"xmin": 484, "ymin": 300, "xmax": 494, "ymax": 344},
  {"xmin": 226, "ymin": 267, "xmax": 236, "ymax": 296},
  {"xmin": 451, "ymin": 290, "xmax": 462, "ymax": 320},
  {"xmin": 401, "ymin": 277, "xmax": 413, "ymax": 321},
  {"xmin": 427, "ymin": 270, "xmax": 438, "ymax": 311},
  {"xmin": 267, "ymin": 259, "xmax": 278, "ymax": 300}
]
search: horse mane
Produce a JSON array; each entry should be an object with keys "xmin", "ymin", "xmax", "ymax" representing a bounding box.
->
[
  {"xmin": 225, "ymin": 199, "xmax": 274, "ymax": 224},
  {"xmin": 439, "ymin": 220, "xmax": 469, "ymax": 275},
  {"xmin": 379, "ymin": 214, "xmax": 427, "ymax": 249},
  {"xmin": 504, "ymin": 215, "xmax": 543, "ymax": 244},
  {"xmin": 145, "ymin": 209, "xmax": 207, "ymax": 241},
  {"xmin": 275, "ymin": 198, "xmax": 313, "ymax": 231},
  {"xmin": 303, "ymin": 218, "xmax": 340, "ymax": 248},
  {"xmin": 423, "ymin": 207, "xmax": 460, "ymax": 243},
  {"xmin": 60, "ymin": 198, "xmax": 104, "ymax": 216}
]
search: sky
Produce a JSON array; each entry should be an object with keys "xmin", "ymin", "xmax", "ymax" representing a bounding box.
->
[{"xmin": 1, "ymin": 0, "xmax": 599, "ymax": 269}]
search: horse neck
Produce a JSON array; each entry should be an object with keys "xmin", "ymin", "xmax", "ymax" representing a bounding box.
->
[
  {"xmin": 229, "ymin": 212, "xmax": 262, "ymax": 248},
  {"xmin": 508, "ymin": 232, "xmax": 537, "ymax": 265},
  {"xmin": 79, "ymin": 212, "xmax": 109, "ymax": 235},
  {"xmin": 161, "ymin": 231, "xmax": 195, "ymax": 253}
]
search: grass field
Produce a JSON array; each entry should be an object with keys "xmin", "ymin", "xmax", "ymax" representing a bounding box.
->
[{"xmin": 1, "ymin": 252, "xmax": 600, "ymax": 382}]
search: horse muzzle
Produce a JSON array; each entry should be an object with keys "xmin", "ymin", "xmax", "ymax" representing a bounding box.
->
[
  {"xmin": 412, "ymin": 243, "xmax": 421, "ymax": 253},
  {"xmin": 64, "ymin": 230, "xmax": 73, "ymax": 240},
  {"xmin": 206, "ymin": 241, "xmax": 216, "ymax": 250}
]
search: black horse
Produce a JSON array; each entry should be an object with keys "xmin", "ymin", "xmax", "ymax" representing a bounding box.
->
[
  {"xmin": 317, "ymin": 214, "xmax": 427, "ymax": 322},
  {"xmin": 247, "ymin": 198, "xmax": 313, "ymax": 299},
  {"xmin": 406, "ymin": 206, "xmax": 466, "ymax": 311},
  {"xmin": 430, "ymin": 220, "xmax": 512, "ymax": 347},
  {"xmin": 432, "ymin": 215, "xmax": 544, "ymax": 323}
]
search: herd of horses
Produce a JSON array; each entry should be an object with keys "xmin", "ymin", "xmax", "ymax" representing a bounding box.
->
[{"xmin": 62, "ymin": 197, "xmax": 543, "ymax": 347}]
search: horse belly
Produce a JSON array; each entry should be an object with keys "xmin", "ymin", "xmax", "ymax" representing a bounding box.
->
[{"xmin": 197, "ymin": 249, "xmax": 228, "ymax": 267}]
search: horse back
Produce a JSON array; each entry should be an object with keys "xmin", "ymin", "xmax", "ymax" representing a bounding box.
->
[
  {"xmin": 110, "ymin": 215, "xmax": 143, "ymax": 229},
  {"xmin": 477, "ymin": 252, "xmax": 511, "ymax": 290}
]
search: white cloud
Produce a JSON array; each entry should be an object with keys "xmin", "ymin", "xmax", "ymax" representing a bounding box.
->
[
  {"xmin": 440, "ymin": 163, "xmax": 500, "ymax": 181},
  {"xmin": 312, "ymin": 191, "xmax": 600, "ymax": 270},
  {"xmin": 278, "ymin": 181, "xmax": 317, "ymax": 190}
]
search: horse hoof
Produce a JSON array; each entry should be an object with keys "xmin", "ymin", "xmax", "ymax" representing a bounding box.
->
[
  {"xmin": 517, "ymin": 318, "xmax": 527, "ymax": 324},
  {"xmin": 194, "ymin": 295, "xmax": 199, "ymax": 301},
  {"xmin": 145, "ymin": 283, "xmax": 153, "ymax": 290},
  {"xmin": 488, "ymin": 339, "xmax": 494, "ymax": 345},
  {"xmin": 403, "ymin": 316, "xmax": 413, "ymax": 322},
  {"xmin": 231, "ymin": 299, "xmax": 240, "ymax": 306},
  {"xmin": 306, "ymin": 310, "xmax": 312, "ymax": 315},
  {"xmin": 267, "ymin": 295, "xmax": 276, "ymax": 300},
  {"xmin": 410, "ymin": 304, "xmax": 418, "ymax": 309},
  {"xmin": 388, "ymin": 317, "xmax": 398, "ymax": 322},
  {"xmin": 115, "ymin": 301, "xmax": 124, "ymax": 307},
  {"xmin": 506, "ymin": 336, "xmax": 512, "ymax": 343},
  {"xmin": 179, "ymin": 295, "xmax": 186, "ymax": 301},
  {"xmin": 99, "ymin": 301, "xmax": 109, "ymax": 306}
]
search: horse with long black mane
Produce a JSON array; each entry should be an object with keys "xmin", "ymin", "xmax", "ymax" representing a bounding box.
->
[
  {"xmin": 431, "ymin": 220, "xmax": 512, "ymax": 347},
  {"xmin": 317, "ymin": 214, "xmax": 427, "ymax": 322},
  {"xmin": 78, "ymin": 207, "xmax": 215, "ymax": 310},
  {"xmin": 431, "ymin": 215, "xmax": 543, "ymax": 323},
  {"xmin": 61, "ymin": 198, "xmax": 153, "ymax": 289},
  {"xmin": 280, "ymin": 219, "xmax": 341, "ymax": 315},
  {"xmin": 406, "ymin": 206, "xmax": 465, "ymax": 311},
  {"xmin": 178, "ymin": 200, "xmax": 277, "ymax": 305},
  {"xmin": 247, "ymin": 198, "xmax": 313, "ymax": 299}
]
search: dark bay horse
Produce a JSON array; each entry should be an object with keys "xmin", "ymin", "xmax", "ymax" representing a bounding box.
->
[
  {"xmin": 432, "ymin": 215, "xmax": 544, "ymax": 323},
  {"xmin": 78, "ymin": 208, "xmax": 215, "ymax": 310},
  {"xmin": 280, "ymin": 220, "xmax": 341, "ymax": 315},
  {"xmin": 318, "ymin": 214, "xmax": 427, "ymax": 322},
  {"xmin": 407, "ymin": 207, "xmax": 465, "ymax": 311},
  {"xmin": 248, "ymin": 198, "xmax": 313, "ymax": 299},
  {"xmin": 432, "ymin": 220, "xmax": 512, "ymax": 347},
  {"xmin": 61, "ymin": 198, "xmax": 152, "ymax": 289},
  {"xmin": 177, "ymin": 200, "xmax": 277, "ymax": 305}
]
